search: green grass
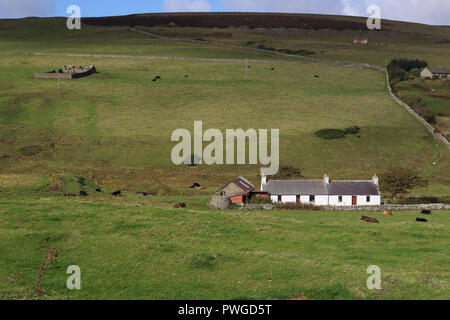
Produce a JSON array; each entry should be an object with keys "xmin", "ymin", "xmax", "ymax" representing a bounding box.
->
[
  {"xmin": 0, "ymin": 194, "xmax": 448, "ymax": 299},
  {"xmin": 1, "ymin": 53, "xmax": 449, "ymax": 195},
  {"xmin": 0, "ymin": 16, "xmax": 449, "ymax": 300}
]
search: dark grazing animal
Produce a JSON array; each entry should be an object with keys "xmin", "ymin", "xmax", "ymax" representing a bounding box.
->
[
  {"xmin": 421, "ymin": 210, "xmax": 431, "ymax": 215},
  {"xmin": 190, "ymin": 182, "xmax": 201, "ymax": 189},
  {"xmin": 112, "ymin": 190, "xmax": 121, "ymax": 196},
  {"xmin": 152, "ymin": 76, "xmax": 161, "ymax": 82},
  {"xmin": 173, "ymin": 202, "xmax": 186, "ymax": 208},
  {"xmin": 360, "ymin": 216, "xmax": 379, "ymax": 223},
  {"xmin": 96, "ymin": 188, "xmax": 102, "ymax": 192},
  {"xmin": 314, "ymin": 75, "xmax": 320, "ymax": 78},
  {"xmin": 79, "ymin": 190, "xmax": 88, "ymax": 196},
  {"xmin": 270, "ymin": 67, "xmax": 274, "ymax": 71},
  {"xmin": 416, "ymin": 218, "xmax": 428, "ymax": 222}
]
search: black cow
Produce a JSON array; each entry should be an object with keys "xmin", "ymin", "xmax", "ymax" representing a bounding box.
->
[
  {"xmin": 79, "ymin": 190, "xmax": 89, "ymax": 196},
  {"xmin": 416, "ymin": 218, "xmax": 428, "ymax": 222},
  {"xmin": 314, "ymin": 75, "xmax": 320, "ymax": 78},
  {"xmin": 96, "ymin": 188, "xmax": 102, "ymax": 193},
  {"xmin": 421, "ymin": 210, "xmax": 432, "ymax": 215},
  {"xmin": 152, "ymin": 76, "xmax": 161, "ymax": 82},
  {"xmin": 112, "ymin": 190, "xmax": 121, "ymax": 196}
]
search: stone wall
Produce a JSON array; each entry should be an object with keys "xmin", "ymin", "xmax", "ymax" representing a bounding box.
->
[
  {"xmin": 320, "ymin": 203, "xmax": 450, "ymax": 211},
  {"xmin": 209, "ymin": 195, "xmax": 231, "ymax": 210},
  {"xmin": 236, "ymin": 203, "xmax": 450, "ymax": 211},
  {"xmin": 386, "ymin": 71, "xmax": 450, "ymax": 149}
]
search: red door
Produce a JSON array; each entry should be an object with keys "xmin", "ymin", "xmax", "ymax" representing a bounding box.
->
[
  {"xmin": 296, "ymin": 195, "xmax": 300, "ymax": 204},
  {"xmin": 352, "ymin": 196, "xmax": 357, "ymax": 206}
]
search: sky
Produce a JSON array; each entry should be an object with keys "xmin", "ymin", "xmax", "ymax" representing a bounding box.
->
[{"xmin": 0, "ymin": 0, "xmax": 449, "ymax": 25}]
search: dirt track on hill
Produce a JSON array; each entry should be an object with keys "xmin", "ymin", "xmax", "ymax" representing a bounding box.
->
[
  {"xmin": 0, "ymin": 49, "xmax": 385, "ymax": 71},
  {"xmin": 130, "ymin": 27, "xmax": 386, "ymax": 71}
]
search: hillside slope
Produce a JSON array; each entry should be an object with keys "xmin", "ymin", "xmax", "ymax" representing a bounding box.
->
[{"xmin": 0, "ymin": 15, "xmax": 449, "ymax": 196}]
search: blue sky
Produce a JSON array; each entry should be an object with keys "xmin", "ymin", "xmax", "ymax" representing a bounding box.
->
[{"xmin": 0, "ymin": 0, "xmax": 449, "ymax": 25}]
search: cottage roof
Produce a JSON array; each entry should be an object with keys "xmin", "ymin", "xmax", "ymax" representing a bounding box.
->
[
  {"xmin": 427, "ymin": 67, "xmax": 450, "ymax": 74},
  {"xmin": 217, "ymin": 176, "xmax": 255, "ymax": 195},
  {"xmin": 262, "ymin": 179, "xmax": 380, "ymax": 196},
  {"xmin": 262, "ymin": 180, "xmax": 328, "ymax": 195}
]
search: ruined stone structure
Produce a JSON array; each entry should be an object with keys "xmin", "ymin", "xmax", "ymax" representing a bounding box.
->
[{"xmin": 35, "ymin": 65, "xmax": 96, "ymax": 79}]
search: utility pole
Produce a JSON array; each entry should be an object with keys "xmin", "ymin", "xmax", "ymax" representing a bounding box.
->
[{"xmin": 245, "ymin": 58, "xmax": 248, "ymax": 79}]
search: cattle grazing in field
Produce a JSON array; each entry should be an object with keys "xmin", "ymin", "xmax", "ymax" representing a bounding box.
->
[
  {"xmin": 314, "ymin": 75, "xmax": 319, "ymax": 78},
  {"xmin": 173, "ymin": 202, "xmax": 186, "ymax": 208},
  {"xmin": 360, "ymin": 216, "xmax": 379, "ymax": 223},
  {"xmin": 190, "ymin": 182, "xmax": 201, "ymax": 189},
  {"xmin": 96, "ymin": 188, "xmax": 102, "ymax": 192},
  {"xmin": 383, "ymin": 210, "xmax": 393, "ymax": 216},
  {"xmin": 79, "ymin": 190, "xmax": 88, "ymax": 196},
  {"xmin": 112, "ymin": 190, "xmax": 121, "ymax": 196},
  {"xmin": 152, "ymin": 76, "xmax": 161, "ymax": 82},
  {"xmin": 421, "ymin": 210, "xmax": 432, "ymax": 215},
  {"xmin": 416, "ymin": 218, "xmax": 428, "ymax": 222},
  {"xmin": 184, "ymin": 74, "xmax": 189, "ymax": 78}
]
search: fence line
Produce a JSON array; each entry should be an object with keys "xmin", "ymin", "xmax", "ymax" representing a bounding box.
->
[{"xmin": 386, "ymin": 71, "xmax": 450, "ymax": 149}]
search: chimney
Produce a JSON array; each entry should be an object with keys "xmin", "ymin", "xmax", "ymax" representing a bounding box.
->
[
  {"xmin": 261, "ymin": 174, "xmax": 267, "ymax": 191},
  {"xmin": 372, "ymin": 174, "xmax": 379, "ymax": 186},
  {"xmin": 323, "ymin": 173, "xmax": 330, "ymax": 184}
]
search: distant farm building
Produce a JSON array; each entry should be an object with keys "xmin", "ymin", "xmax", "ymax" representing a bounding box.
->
[
  {"xmin": 35, "ymin": 65, "xmax": 97, "ymax": 79},
  {"xmin": 420, "ymin": 67, "xmax": 450, "ymax": 79},
  {"xmin": 216, "ymin": 176, "xmax": 269, "ymax": 204},
  {"xmin": 353, "ymin": 38, "xmax": 368, "ymax": 44}
]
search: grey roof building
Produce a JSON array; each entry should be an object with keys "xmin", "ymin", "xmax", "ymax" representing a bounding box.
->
[
  {"xmin": 263, "ymin": 180, "xmax": 328, "ymax": 195},
  {"xmin": 262, "ymin": 176, "xmax": 379, "ymax": 196}
]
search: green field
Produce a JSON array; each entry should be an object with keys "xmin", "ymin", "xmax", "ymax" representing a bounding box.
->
[
  {"xmin": 0, "ymin": 15, "xmax": 449, "ymax": 300},
  {"xmin": 0, "ymin": 193, "xmax": 449, "ymax": 300}
]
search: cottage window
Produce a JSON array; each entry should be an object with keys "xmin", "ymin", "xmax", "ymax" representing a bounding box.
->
[
  {"xmin": 366, "ymin": 196, "xmax": 371, "ymax": 202},
  {"xmin": 309, "ymin": 195, "xmax": 315, "ymax": 202},
  {"xmin": 338, "ymin": 196, "xmax": 343, "ymax": 202}
]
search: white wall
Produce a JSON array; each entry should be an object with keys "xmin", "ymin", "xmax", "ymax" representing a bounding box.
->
[
  {"xmin": 281, "ymin": 195, "xmax": 297, "ymax": 203},
  {"xmin": 271, "ymin": 194, "xmax": 381, "ymax": 206},
  {"xmin": 420, "ymin": 68, "xmax": 433, "ymax": 78},
  {"xmin": 315, "ymin": 195, "xmax": 329, "ymax": 206},
  {"xmin": 329, "ymin": 195, "xmax": 353, "ymax": 206}
]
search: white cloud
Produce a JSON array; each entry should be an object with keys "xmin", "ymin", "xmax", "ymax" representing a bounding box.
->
[
  {"xmin": 0, "ymin": 0, "xmax": 54, "ymax": 18},
  {"xmin": 164, "ymin": 0, "xmax": 212, "ymax": 12},
  {"xmin": 220, "ymin": 0, "xmax": 450, "ymax": 25},
  {"xmin": 221, "ymin": 0, "xmax": 345, "ymax": 15}
]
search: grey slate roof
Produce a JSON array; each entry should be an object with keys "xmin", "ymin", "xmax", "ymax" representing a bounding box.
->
[
  {"xmin": 262, "ymin": 180, "xmax": 328, "ymax": 195},
  {"xmin": 262, "ymin": 180, "xmax": 380, "ymax": 196},
  {"xmin": 328, "ymin": 181, "xmax": 379, "ymax": 195},
  {"xmin": 428, "ymin": 67, "xmax": 450, "ymax": 74}
]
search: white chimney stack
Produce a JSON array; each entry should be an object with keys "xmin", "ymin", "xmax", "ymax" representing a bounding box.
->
[
  {"xmin": 372, "ymin": 174, "xmax": 379, "ymax": 185},
  {"xmin": 261, "ymin": 174, "xmax": 267, "ymax": 191},
  {"xmin": 323, "ymin": 173, "xmax": 330, "ymax": 184}
]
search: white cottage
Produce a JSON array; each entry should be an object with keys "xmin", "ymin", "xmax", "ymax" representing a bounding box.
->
[{"xmin": 261, "ymin": 174, "xmax": 381, "ymax": 206}]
